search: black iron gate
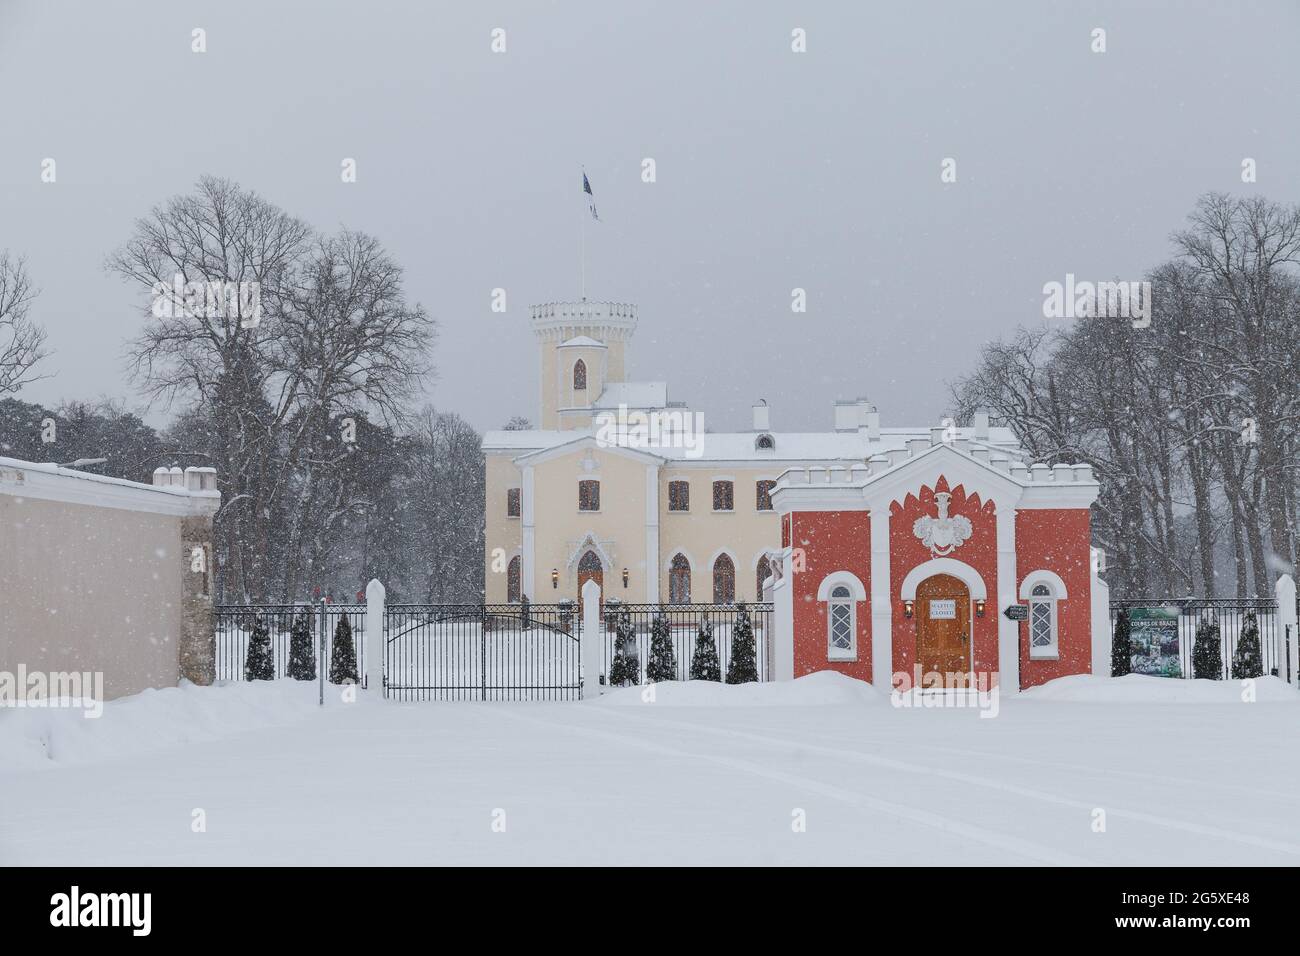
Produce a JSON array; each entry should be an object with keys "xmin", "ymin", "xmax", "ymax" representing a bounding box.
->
[{"xmin": 383, "ymin": 602, "xmax": 582, "ymax": 701}]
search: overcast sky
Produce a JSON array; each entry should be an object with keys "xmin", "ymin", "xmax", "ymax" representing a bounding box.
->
[{"xmin": 3, "ymin": 0, "xmax": 1298, "ymax": 434}]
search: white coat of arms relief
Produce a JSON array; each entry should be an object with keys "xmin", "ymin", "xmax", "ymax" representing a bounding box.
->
[{"xmin": 912, "ymin": 491, "xmax": 973, "ymax": 556}]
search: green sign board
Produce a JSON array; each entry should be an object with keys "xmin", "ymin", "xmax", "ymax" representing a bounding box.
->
[{"xmin": 1128, "ymin": 606, "xmax": 1182, "ymax": 678}]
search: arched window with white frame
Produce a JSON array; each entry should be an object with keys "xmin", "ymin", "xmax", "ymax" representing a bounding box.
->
[
  {"xmin": 1028, "ymin": 583, "xmax": 1058, "ymax": 658},
  {"xmin": 816, "ymin": 571, "xmax": 865, "ymax": 662},
  {"xmin": 1020, "ymin": 570, "xmax": 1066, "ymax": 660},
  {"xmin": 827, "ymin": 585, "xmax": 856, "ymax": 660}
]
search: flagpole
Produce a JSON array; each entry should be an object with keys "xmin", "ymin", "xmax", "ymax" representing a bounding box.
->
[{"xmin": 580, "ymin": 166, "xmax": 586, "ymax": 301}]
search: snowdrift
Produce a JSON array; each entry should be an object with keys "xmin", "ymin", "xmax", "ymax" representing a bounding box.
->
[
  {"xmin": 595, "ymin": 670, "xmax": 882, "ymax": 708},
  {"xmin": 1021, "ymin": 672, "xmax": 1297, "ymax": 704},
  {"xmin": 0, "ymin": 679, "xmax": 333, "ymax": 771}
]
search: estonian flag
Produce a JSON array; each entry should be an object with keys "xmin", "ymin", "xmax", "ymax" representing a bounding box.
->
[{"xmin": 583, "ymin": 172, "xmax": 599, "ymax": 221}]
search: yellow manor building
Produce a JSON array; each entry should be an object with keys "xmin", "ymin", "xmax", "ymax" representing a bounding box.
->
[{"xmin": 482, "ymin": 299, "xmax": 1019, "ymax": 606}]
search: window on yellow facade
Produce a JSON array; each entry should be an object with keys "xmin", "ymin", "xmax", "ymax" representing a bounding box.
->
[
  {"xmin": 507, "ymin": 556, "xmax": 521, "ymax": 603},
  {"xmin": 669, "ymin": 554, "xmax": 691, "ymax": 604},
  {"xmin": 755, "ymin": 480, "xmax": 776, "ymax": 511},
  {"xmin": 573, "ymin": 360, "xmax": 587, "ymax": 391},
  {"xmin": 578, "ymin": 479, "xmax": 600, "ymax": 511},
  {"xmin": 506, "ymin": 487, "xmax": 520, "ymax": 517},
  {"xmin": 756, "ymin": 555, "xmax": 771, "ymax": 599},
  {"xmin": 668, "ymin": 480, "xmax": 689, "ymax": 512},
  {"xmin": 712, "ymin": 480, "xmax": 733, "ymax": 512},
  {"xmin": 713, "ymin": 554, "xmax": 736, "ymax": 604}
]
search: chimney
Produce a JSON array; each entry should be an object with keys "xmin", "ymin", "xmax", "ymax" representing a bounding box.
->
[
  {"xmin": 833, "ymin": 400, "xmax": 858, "ymax": 432},
  {"xmin": 752, "ymin": 400, "xmax": 770, "ymax": 432},
  {"xmin": 973, "ymin": 409, "xmax": 990, "ymax": 441},
  {"xmin": 862, "ymin": 409, "xmax": 881, "ymax": 441}
]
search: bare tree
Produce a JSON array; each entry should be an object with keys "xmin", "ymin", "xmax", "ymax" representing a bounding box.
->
[
  {"xmin": 0, "ymin": 253, "xmax": 48, "ymax": 395},
  {"xmin": 108, "ymin": 176, "xmax": 313, "ymax": 601},
  {"xmin": 109, "ymin": 178, "xmax": 436, "ymax": 602},
  {"xmin": 951, "ymin": 193, "xmax": 1300, "ymax": 598},
  {"xmin": 274, "ymin": 230, "xmax": 436, "ymax": 598}
]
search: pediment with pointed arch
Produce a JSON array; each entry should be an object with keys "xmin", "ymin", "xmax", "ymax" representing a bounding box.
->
[{"xmin": 566, "ymin": 532, "xmax": 615, "ymax": 572}]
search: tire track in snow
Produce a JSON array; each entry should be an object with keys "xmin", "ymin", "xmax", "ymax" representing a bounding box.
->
[
  {"xmin": 592, "ymin": 707, "xmax": 1300, "ymax": 859},
  {"xmin": 905, "ymin": 740, "xmax": 1297, "ymax": 802},
  {"xmin": 483, "ymin": 706, "xmax": 1090, "ymax": 865}
]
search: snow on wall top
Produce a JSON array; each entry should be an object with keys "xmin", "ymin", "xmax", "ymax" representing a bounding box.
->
[
  {"xmin": 482, "ymin": 424, "xmax": 1024, "ymax": 464},
  {"xmin": 0, "ymin": 455, "xmax": 220, "ymax": 516}
]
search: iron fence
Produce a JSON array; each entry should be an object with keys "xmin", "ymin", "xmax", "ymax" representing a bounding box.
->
[
  {"xmin": 382, "ymin": 602, "xmax": 582, "ymax": 701},
  {"xmin": 215, "ymin": 603, "xmax": 365, "ymax": 683},
  {"xmin": 599, "ymin": 602, "xmax": 773, "ymax": 684},
  {"xmin": 1109, "ymin": 598, "xmax": 1280, "ymax": 679}
]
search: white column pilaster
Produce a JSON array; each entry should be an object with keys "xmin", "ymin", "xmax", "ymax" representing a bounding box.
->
[
  {"xmin": 521, "ymin": 465, "xmax": 536, "ymax": 598},
  {"xmin": 644, "ymin": 465, "xmax": 660, "ymax": 602},
  {"xmin": 869, "ymin": 505, "xmax": 892, "ymax": 689},
  {"xmin": 996, "ymin": 505, "xmax": 1020, "ymax": 695}
]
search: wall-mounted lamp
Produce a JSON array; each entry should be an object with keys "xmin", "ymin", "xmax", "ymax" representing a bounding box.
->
[
  {"xmin": 975, "ymin": 599, "xmax": 986, "ymax": 618},
  {"xmin": 903, "ymin": 599, "xmax": 914, "ymax": 619},
  {"xmin": 622, "ymin": 567, "xmax": 629, "ymax": 588},
  {"xmin": 551, "ymin": 568, "xmax": 559, "ymax": 589}
]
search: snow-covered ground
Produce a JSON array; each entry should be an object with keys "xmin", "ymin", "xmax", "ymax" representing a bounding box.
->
[{"xmin": 3, "ymin": 673, "xmax": 1298, "ymax": 866}]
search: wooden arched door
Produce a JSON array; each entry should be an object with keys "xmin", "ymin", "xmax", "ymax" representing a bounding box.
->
[
  {"xmin": 577, "ymin": 550, "xmax": 603, "ymax": 616},
  {"xmin": 915, "ymin": 573, "xmax": 971, "ymax": 683}
]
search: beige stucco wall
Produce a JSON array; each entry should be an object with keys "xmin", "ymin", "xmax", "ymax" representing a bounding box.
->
[
  {"xmin": 484, "ymin": 451, "xmax": 523, "ymax": 603},
  {"xmin": 483, "ymin": 446, "xmax": 786, "ymax": 606},
  {"xmin": 657, "ymin": 466, "xmax": 782, "ymax": 604},
  {"xmin": 0, "ymin": 494, "xmax": 184, "ymax": 700},
  {"xmin": 556, "ymin": 343, "xmax": 604, "ymax": 428},
  {"xmin": 538, "ymin": 332, "xmax": 626, "ymax": 429},
  {"xmin": 539, "ymin": 338, "xmax": 558, "ymax": 429},
  {"xmin": 528, "ymin": 447, "xmax": 650, "ymax": 600}
]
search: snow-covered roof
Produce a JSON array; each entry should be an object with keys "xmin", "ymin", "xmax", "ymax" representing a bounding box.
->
[
  {"xmin": 0, "ymin": 456, "xmax": 220, "ymax": 516},
  {"xmin": 482, "ymin": 425, "xmax": 1024, "ymax": 464},
  {"xmin": 591, "ymin": 381, "xmax": 669, "ymax": 410},
  {"xmin": 770, "ymin": 437, "xmax": 1099, "ymax": 512},
  {"xmin": 558, "ymin": 335, "xmax": 606, "ymax": 348}
]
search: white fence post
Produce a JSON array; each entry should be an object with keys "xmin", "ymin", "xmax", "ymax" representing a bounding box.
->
[
  {"xmin": 1276, "ymin": 574, "xmax": 1297, "ymax": 684},
  {"xmin": 366, "ymin": 578, "xmax": 385, "ymax": 695},
  {"xmin": 581, "ymin": 580, "xmax": 603, "ymax": 697},
  {"xmin": 1090, "ymin": 558, "xmax": 1111, "ymax": 679}
]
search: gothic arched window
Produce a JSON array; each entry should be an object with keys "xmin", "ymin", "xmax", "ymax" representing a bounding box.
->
[
  {"xmin": 573, "ymin": 360, "xmax": 587, "ymax": 391},
  {"xmin": 669, "ymin": 554, "xmax": 691, "ymax": 604},
  {"xmin": 713, "ymin": 554, "xmax": 736, "ymax": 604},
  {"xmin": 756, "ymin": 555, "xmax": 771, "ymax": 600},
  {"xmin": 507, "ymin": 555, "xmax": 521, "ymax": 603}
]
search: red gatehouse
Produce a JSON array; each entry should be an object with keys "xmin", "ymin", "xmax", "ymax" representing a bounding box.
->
[{"xmin": 766, "ymin": 429, "xmax": 1104, "ymax": 694}]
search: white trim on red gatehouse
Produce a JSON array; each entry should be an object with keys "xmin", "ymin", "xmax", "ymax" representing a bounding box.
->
[
  {"xmin": 900, "ymin": 558, "xmax": 987, "ymax": 601},
  {"xmin": 770, "ymin": 431, "xmax": 1101, "ymax": 694}
]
